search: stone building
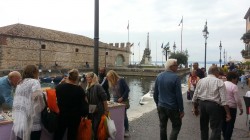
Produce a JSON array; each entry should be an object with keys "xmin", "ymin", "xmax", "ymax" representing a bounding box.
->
[
  {"xmin": 241, "ymin": 8, "xmax": 250, "ymax": 61},
  {"xmin": 0, "ymin": 23, "xmax": 131, "ymax": 70}
]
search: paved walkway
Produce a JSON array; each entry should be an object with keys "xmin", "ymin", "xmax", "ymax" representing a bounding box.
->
[{"xmin": 125, "ymin": 83, "xmax": 250, "ymax": 140}]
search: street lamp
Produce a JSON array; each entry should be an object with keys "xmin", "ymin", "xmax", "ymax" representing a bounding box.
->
[
  {"xmin": 219, "ymin": 41, "xmax": 222, "ymax": 67},
  {"xmin": 223, "ymin": 49, "xmax": 226, "ymax": 65},
  {"xmin": 161, "ymin": 42, "xmax": 170, "ymax": 61},
  {"xmin": 105, "ymin": 49, "xmax": 108, "ymax": 67},
  {"xmin": 202, "ymin": 20, "xmax": 209, "ymax": 70},
  {"xmin": 173, "ymin": 42, "xmax": 176, "ymax": 53}
]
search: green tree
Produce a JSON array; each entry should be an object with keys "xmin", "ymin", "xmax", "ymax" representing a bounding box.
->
[{"xmin": 169, "ymin": 50, "xmax": 189, "ymax": 66}]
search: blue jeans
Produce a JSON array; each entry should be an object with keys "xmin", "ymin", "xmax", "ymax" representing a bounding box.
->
[
  {"xmin": 157, "ymin": 106, "xmax": 182, "ymax": 140},
  {"xmin": 125, "ymin": 108, "xmax": 129, "ymax": 131}
]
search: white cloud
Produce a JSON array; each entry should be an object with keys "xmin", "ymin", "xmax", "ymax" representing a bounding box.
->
[{"xmin": 1, "ymin": 0, "xmax": 249, "ymax": 63}]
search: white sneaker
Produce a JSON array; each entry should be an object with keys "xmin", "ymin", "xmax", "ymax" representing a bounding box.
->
[{"xmin": 124, "ymin": 130, "xmax": 130, "ymax": 137}]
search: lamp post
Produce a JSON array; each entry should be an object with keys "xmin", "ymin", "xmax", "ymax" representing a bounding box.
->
[
  {"xmin": 219, "ymin": 41, "xmax": 222, "ymax": 67},
  {"xmin": 39, "ymin": 46, "xmax": 42, "ymax": 69},
  {"xmin": 105, "ymin": 49, "xmax": 108, "ymax": 67},
  {"xmin": 202, "ymin": 20, "xmax": 209, "ymax": 70},
  {"xmin": 224, "ymin": 49, "xmax": 226, "ymax": 65},
  {"xmin": 173, "ymin": 42, "xmax": 176, "ymax": 53}
]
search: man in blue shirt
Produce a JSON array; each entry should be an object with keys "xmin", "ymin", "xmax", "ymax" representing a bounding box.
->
[
  {"xmin": 154, "ymin": 59, "xmax": 184, "ymax": 140},
  {"xmin": 0, "ymin": 71, "xmax": 21, "ymax": 109}
]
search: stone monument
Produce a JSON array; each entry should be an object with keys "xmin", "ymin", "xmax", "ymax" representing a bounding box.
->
[{"xmin": 140, "ymin": 32, "xmax": 153, "ymax": 65}]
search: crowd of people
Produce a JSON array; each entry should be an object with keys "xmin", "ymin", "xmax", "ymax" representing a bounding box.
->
[
  {"xmin": 0, "ymin": 65, "xmax": 130, "ymax": 140},
  {"xmin": 153, "ymin": 59, "xmax": 249, "ymax": 140},
  {"xmin": 1, "ymin": 60, "xmax": 250, "ymax": 140}
]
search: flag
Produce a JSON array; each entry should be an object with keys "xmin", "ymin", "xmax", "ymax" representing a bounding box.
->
[
  {"xmin": 138, "ymin": 42, "xmax": 140, "ymax": 46},
  {"xmin": 178, "ymin": 16, "xmax": 183, "ymax": 26},
  {"xmin": 164, "ymin": 42, "xmax": 169, "ymax": 48}
]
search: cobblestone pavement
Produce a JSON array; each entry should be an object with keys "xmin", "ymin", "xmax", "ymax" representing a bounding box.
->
[{"xmin": 125, "ymin": 84, "xmax": 250, "ymax": 140}]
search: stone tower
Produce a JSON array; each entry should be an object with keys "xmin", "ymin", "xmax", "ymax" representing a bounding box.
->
[{"xmin": 140, "ymin": 32, "xmax": 152, "ymax": 65}]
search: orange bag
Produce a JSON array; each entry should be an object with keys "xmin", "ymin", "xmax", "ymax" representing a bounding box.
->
[
  {"xmin": 77, "ymin": 118, "xmax": 92, "ymax": 140},
  {"xmin": 97, "ymin": 115, "xmax": 109, "ymax": 140},
  {"xmin": 46, "ymin": 89, "xmax": 60, "ymax": 114}
]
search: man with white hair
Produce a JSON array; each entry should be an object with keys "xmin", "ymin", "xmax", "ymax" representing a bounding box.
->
[
  {"xmin": 154, "ymin": 59, "xmax": 184, "ymax": 140},
  {"xmin": 0, "ymin": 71, "xmax": 21, "ymax": 108},
  {"xmin": 192, "ymin": 65, "xmax": 231, "ymax": 140}
]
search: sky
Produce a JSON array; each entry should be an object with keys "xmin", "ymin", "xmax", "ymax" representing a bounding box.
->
[{"xmin": 1, "ymin": 0, "xmax": 250, "ymax": 64}]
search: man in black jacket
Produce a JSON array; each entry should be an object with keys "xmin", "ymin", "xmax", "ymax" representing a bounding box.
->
[{"xmin": 98, "ymin": 67, "xmax": 110, "ymax": 101}]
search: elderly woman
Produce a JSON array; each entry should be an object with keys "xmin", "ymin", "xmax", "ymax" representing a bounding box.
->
[
  {"xmin": 11, "ymin": 65, "xmax": 45, "ymax": 140},
  {"xmin": 106, "ymin": 70, "xmax": 130, "ymax": 137},
  {"xmin": 85, "ymin": 72, "xmax": 108, "ymax": 140},
  {"xmin": 54, "ymin": 69, "xmax": 88, "ymax": 140}
]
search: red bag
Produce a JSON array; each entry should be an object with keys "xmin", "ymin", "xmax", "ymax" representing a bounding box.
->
[
  {"xmin": 46, "ymin": 89, "xmax": 60, "ymax": 114},
  {"xmin": 97, "ymin": 115, "xmax": 109, "ymax": 140},
  {"xmin": 78, "ymin": 118, "xmax": 92, "ymax": 140}
]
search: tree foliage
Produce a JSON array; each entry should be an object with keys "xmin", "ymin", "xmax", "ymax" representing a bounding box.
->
[{"xmin": 169, "ymin": 50, "xmax": 189, "ymax": 66}]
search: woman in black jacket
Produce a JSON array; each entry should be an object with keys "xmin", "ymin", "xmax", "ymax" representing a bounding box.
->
[{"xmin": 54, "ymin": 69, "xmax": 88, "ymax": 140}]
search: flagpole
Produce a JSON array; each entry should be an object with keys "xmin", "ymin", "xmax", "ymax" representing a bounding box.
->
[
  {"xmin": 138, "ymin": 42, "xmax": 140, "ymax": 64},
  {"xmin": 133, "ymin": 42, "xmax": 134, "ymax": 65},
  {"xmin": 181, "ymin": 16, "xmax": 183, "ymax": 52},
  {"xmin": 156, "ymin": 41, "xmax": 157, "ymax": 65},
  {"xmin": 127, "ymin": 20, "xmax": 129, "ymax": 43}
]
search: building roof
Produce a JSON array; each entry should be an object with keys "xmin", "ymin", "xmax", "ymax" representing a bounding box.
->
[
  {"xmin": 244, "ymin": 7, "xmax": 250, "ymax": 19},
  {"xmin": 0, "ymin": 23, "xmax": 104, "ymax": 46}
]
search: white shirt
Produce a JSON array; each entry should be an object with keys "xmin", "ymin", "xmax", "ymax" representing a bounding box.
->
[{"xmin": 192, "ymin": 74, "xmax": 227, "ymax": 106}]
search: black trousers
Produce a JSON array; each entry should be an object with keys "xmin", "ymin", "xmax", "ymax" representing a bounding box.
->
[
  {"xmin": 53, "ymin": 116, "xmax": 81, "ymax": 140},
  {"xmin": 199, "ymin": 100, "xmax": 223, "ymax": 140},
  {"xmin": 222, "ymin": 108, "xmax": 237, "ymax": 140},
  {"xmin": 17, "ymin": 130, "xmax": 42, "ymax": 140}
]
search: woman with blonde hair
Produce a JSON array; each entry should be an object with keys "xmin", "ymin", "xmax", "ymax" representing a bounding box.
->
[
  {"xmin": 54, "ymin": 69, "xmax": 88, "ymax": 140},
  {"xmin": 11, "ymin": 65, "xmax": 45, "ymax": 140},
  {"xmin": 106, "ymin": 70, "xmax": 130, "ymax": 137},
  {"xmin": 85, "ymin": 72, "xmax": 108, "ymax": 140}
]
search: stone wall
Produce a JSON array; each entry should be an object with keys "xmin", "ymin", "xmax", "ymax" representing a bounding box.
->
[
  {"xmin": 0, "ymin": 36, "xmax": 131, "ymax": 70},
  {"xmin": 0, "ymin": 23, "xmax": 132, "ymax": 70}
]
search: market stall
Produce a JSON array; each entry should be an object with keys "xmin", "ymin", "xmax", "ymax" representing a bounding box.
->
[{"xmin": 0, "ymin": 103, "xmax": 125, "ymax": 140}]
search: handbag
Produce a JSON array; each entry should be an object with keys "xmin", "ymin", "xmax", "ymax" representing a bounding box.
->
[
  {"xmin": 187, "ymin": 91, "xmax": 191, "ymax": 100},
  {"xmin": 106, "ymin": 115, "xmax": 117, "ymax": 139},
  {"xmin": 77, "ymin": 117, "xmax": 92, "ymax": 140},
  {"xmin": 41, "ymin": 93, "xmax": 59, "ymax": 133},
  {"xmin": 122, "ymin": 99, "xmax": 130, "ymax": 109}
]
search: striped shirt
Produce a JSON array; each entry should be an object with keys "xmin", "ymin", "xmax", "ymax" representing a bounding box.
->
[{"xmin": 192, "ymin": 74, "xmax": 227, "ymax": 106}]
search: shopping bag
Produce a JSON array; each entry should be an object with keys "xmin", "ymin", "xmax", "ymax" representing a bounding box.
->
[
  {"xmin": 46, "ymin": 89, "xmax": 60, "ymax": 113},
  {"xmin": 41, "ymin": 93, "xmax": 58, "ymax": 133},
  {"xmin": 106, "ymin": 116, "xmax": 117, "ymax": 139},
  {"xmin": 187, "ymin": 91, "xmax": 191, "ymax": 100},
  {"xmin": 77, "ymin": 118, "xmax": 92, "ymax": 140},
  {"xmin": 97, "ymin": 115, "xmax": 109, "ymax": 140}
]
